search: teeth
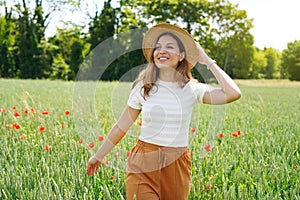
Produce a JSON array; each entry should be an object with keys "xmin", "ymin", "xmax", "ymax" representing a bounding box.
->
[{"xmin": 159, "ymin": 57, "xmax": 168, "ymax": 60}]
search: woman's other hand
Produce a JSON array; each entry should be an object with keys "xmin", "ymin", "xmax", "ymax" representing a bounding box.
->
[{"xmin": 86, "ymin": 156, "xmax": 102, "ymax": 175}]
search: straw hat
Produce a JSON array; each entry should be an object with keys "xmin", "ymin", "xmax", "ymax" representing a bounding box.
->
[{"xmin": 142, "ymin": 23, "xmax": 200, "ymax": 69}]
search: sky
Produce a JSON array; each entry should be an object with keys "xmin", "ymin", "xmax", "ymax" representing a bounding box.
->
[
  {"xmin": 229, "ymin": 0, "xmax": 300, "ymax": 51},
  {"xmin": 46, "ymin": 0, "xmax": 300, "ymax": 51}
]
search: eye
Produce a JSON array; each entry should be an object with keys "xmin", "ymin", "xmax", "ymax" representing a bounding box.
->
[
  {"xmin": 167, "ymin": 45, "xmax": 174, "ymax": 49},
  {"xmin": 154, "ymin": 45, "xmax": 161, "ymax": 51}
]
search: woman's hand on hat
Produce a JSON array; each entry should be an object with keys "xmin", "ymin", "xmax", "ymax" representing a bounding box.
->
[{"xmin": 195, "ymin": 42, "xmax": 214, "ymax": 66}]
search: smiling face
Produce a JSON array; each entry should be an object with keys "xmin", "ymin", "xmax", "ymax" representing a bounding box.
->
[{"xmin": 153, "ymin": 34, "xmax": 185, "ymax": 70}]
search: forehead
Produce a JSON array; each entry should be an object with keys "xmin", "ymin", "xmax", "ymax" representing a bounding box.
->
[{"xmin": 156, "ymin": 34, "xmax": 178, "ymax": 44}]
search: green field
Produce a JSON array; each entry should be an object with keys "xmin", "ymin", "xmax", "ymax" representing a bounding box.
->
[{"xmin": 0, "ymin": 79, "xmax": 299, "ymax": 199}]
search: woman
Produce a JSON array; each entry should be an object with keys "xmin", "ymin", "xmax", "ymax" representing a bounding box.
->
[{"xmin": 86, "ymin": 23, "xmax": 241, "ymax": 199}]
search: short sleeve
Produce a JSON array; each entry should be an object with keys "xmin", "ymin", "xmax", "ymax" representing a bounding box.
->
[
  {"xmin": 127, "ymin": 81, "xmax": 143, "ymax": 110},
  {"xmin": 188, "ymin": 81, "xmax": 209, "ymax": 103}
]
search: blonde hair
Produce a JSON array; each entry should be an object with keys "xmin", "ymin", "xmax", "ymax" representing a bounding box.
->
[{"xmin": 132, "ymin": 32, "xmax": 196, "ymax": 99}]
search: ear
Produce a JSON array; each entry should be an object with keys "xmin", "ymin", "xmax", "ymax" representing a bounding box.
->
[{"xmin": 179, "ymin": 52, "xmax": 185, "ymax": 62}]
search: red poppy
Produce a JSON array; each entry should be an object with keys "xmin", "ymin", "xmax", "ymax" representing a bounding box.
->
[
  {"xmin": 191, "ymin": 128, "xmax": 196, "ymax": 133},
  {"xmin": 105, "ymin": 160, "xmax": 109, "ymax": 165},
  {"xmin": 41, "ymin": 110, "xmax": 50, "ymax": 115},
  {"xmin": 98, "ymin": 135, "xmax": 104, "ymax": 141},
  {"xmin": 38, "ymin": 126, "xmax": 45, "ymax": 131},
  {"xmin": 126, "ymin": 151, "xmax": 131, "ymax": 157},
  {"xmin": 61, "ymin": 125, "xmax": 65, "ymax": 129},
  {"xmin": 292, "ymin": 165, "xmax": 297, "ymax": 169},
  {"xmin": 218, "ymin": 133, "xmax": 223, "ymax": 138},
  {"xmin": 20, "ymin": 134, "xmax": 25, "ymax": 140},
  {"xmin": 12, "ymin": 123, "xmax": 20, "ymax": 130},
  {"xmin": 137, "ymin": 121, "xmax": 142, "ymax": 126},
  {"xmin": 204, "ymin": 145, "xmax": 211, "ymax": 152},
  {"xmin": 111, "ymin": 176, "xmax": 115, "ymax": 180},
  {"xmin": 89, "ymin": 142, "xmax": 94, "ymax": 149},
  {"xmin": 237, "ymin": 130, "xmax": 241, "ymax": 135},
  {"xmin": 0, "ymin": 108, "xmax": 6, "ymax": 112},
  {"xmin": 45, "ymin": 145, "xmax": 52, "ymax": 151},
  {"xmin": 14, "ymin": 112, "xmax": 21, "ymax": 117},
  {"xmin": 231, "ymin": 132, "xmax": 238, "ymax": 137},
  {"xmin": 24, "ymin": 110, "xmax": 29, "ymax": 115},
  {"xmin": 78, "ymin": 138, "xmax": 83, "ymax": 144},
  {"xmin": 205, "ymin": 185, "xmax": 210, "ymax": 191},
  {"xmin": 12, "ymin": 106, "xmax": 17, "ymax": 110},
  {"xmin": 65, "ymin": 111, "xmax": 70, "ymax": 115}
]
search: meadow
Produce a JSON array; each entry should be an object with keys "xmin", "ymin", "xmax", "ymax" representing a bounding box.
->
[{"xmin": 0, "ymin": 79, "xmax": 299, "ymax": 199}]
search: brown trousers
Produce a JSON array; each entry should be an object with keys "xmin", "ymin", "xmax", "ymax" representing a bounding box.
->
[{"xmin": 126, "ymin": 140, "xmax": 192, "ymax": 200}]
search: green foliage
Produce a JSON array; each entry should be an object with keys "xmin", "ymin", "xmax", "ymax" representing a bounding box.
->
[
  {"xmin": 50, "ymin": 53, "xmax": 70, "ymax": 80},
  {"xmin": 0, "ymin": 0, "xmax": 299, "ymax": 80},
  {"xmin": 281, "ymin": 40, "xmax": 300, "ymax": 81}
]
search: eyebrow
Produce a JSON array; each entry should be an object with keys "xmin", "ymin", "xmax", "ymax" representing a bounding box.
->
[{"xmin": 155, "ymin": 42, "xmax": 176, "ymax": 46}]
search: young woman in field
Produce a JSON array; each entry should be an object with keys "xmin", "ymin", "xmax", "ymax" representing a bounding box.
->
[{"xmin": 86, "ymin": 23, "xmax": 241, "ymax": 199}]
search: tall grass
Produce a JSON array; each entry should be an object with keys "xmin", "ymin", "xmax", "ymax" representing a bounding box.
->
[{"xmin": 0, "ymin": 79, "xmax": 299, "ymax": 199}]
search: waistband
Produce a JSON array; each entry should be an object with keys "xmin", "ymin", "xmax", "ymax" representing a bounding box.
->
[{"xmin": 136, "ymin": 139, "xmax": 188, "ymax": 153}]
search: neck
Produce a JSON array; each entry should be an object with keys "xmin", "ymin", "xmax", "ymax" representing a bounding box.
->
[{"xmin": 159, "ymin": 68, "xmax": 177, "ymax": 82}]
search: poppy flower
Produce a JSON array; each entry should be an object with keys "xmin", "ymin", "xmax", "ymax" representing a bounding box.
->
[
  {"xmin": 105, "ymin": 160, "xmax": 109, "ymax": 165},
  {"xmin": 24, "ymin": 110, "xmax": 29, "ymax": 115},
  {"xmin": 126, "ymin": 151, "xmax": 131, "ymax": 157},
  {"xmin": 12, "ymin": 123, "xmax": 20, "ymax": 130},
  {"xmin": 237, "ymin": 130, "xmax": 241, "ymax": 135},
  {"xmin": 205, "ymin": 185, "xmax": 210, "ymax": 191},
  {"xmin": 41, "ymin": 110, "xmax": 50, "ymax": 115},
  {"xmin": 204, "ymin": 144, "xmax": 211, "ymax": 152},
  {"xmin": 45, "ymin": 145, "xmax": 52, "ymax": 151},
  {"xmin": 78, "ymin": 138, "xmax": 83, "ymax": 144},
  {"xmin": 218, "ymin": 133, "xmax": 223, "ymax": 138},
  {"xmin": 292, "ymin": 165, "xmax": 297, "ymax": 169},
  {"xmin": 14, "ymin": 112, "xmax": 21, "ymax": 117},
  {"xmin": 61, "ymin": 125, "xmax": 65, "ymax": 129},
  {"xmin": 98, "ymin": 135, "xmax": 104, "ymax": 142},
  {"xmin": 137, "ymin": 121, "xmax": 142, "ymax": 126},
  {"xmin": 89, "ymin": 142, "xmax": 94, "ymax": 149},
  {"xmin": 20, "ymin": 134, "xmax": 26, "ymax": 140},
  {"xmin": 232, "ymin": 132, "xmax": 238, "ymax": 137},
  {"xmin": 0, "ymin": 108, "xmax": 6, "ymax": 112},
  {"xmin": 12, "ymin": 106, "xmax": 17, "ymax": 110},
  {"xmin": 191, "ymin": 128, "xmax": 196, "ymax": 133},
  {"xmin": 65, "ymin": 111, "xmax": 70, "ymax": 115},
  {"xmin": 38, "ymin": 126, "xmax": 45, "ymax": 131}
]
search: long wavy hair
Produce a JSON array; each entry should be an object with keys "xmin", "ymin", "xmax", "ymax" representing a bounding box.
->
[{"xmin": 132, "ymin": 32, "xmax": 196, "ymax": 99}]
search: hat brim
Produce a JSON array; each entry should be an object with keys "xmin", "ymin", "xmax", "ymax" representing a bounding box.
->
[{"xmin": 142, "ymin": 23, "xmax": 199, "ymax": 69}]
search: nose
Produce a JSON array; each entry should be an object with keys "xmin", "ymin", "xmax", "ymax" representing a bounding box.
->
[{"xmin": 158, "ymin": 47, "xmax": 167, "ymax": 54}]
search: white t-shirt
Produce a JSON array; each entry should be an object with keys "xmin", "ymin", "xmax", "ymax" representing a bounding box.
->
[{"xmin": 127, "ymin": 79, "xmax": 208, "ymax": 147}]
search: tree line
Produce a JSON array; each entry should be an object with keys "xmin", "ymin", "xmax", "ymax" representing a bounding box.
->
[{"xmin": 0, "ymin": 0, "xmax": 299, "ymax": 81}]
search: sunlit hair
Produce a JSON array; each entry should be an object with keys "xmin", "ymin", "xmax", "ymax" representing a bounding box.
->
[{"xmin": 132, "ymin": 32, "xmax": 196, "ymax": 99}]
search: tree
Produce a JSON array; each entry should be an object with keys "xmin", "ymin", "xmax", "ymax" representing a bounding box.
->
[
  {"xmin": 118, "ymin": 0, "xmax": 254, "ymax": 79},
  {"xmin": 251, "ymin": 48, "xmax": 267, "ymax": 79},
  {"xmin": 281, "ymin": 40, "xmax": 300, "ymax": 81},
  {"xmin": 0, "ymin": 5, "xmax": 16, "ymax": 78},
  {"xmin": 88, "ymin": 0, "xmax": 116, "ymax": 50},
  {"xmin": 263, "ymin": 48, "xmax": 281, "ymax": 79},
  {"xmin": 48, "ymin": 26, "xmax": 88, "ymax": 80}
]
